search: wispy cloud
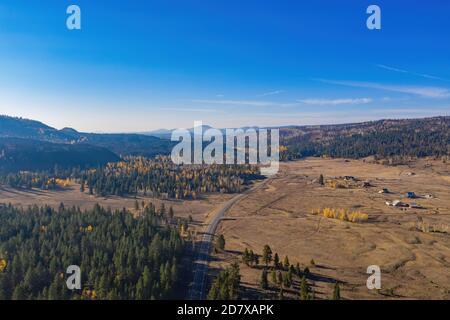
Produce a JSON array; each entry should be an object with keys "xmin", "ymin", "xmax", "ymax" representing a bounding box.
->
[
  {"xmin": 377, "ymin": 64, "xmax": 449, "ymax": 81},
  {"xmin": 259, "ymin": 90, "xmax": 285, "ymax": 97},
  {"xmin": 248, "ymin": 107, "xmax": 449, "ymax": 126},
  {"xmin": 318, "ymin": 79, "xmax": 450, "ymax": 98},
  {"xmin": 192, "ymin": 99, "xmax": 298, "ymax": 107},
  {"xmin": 163, "ymin": 107, "xmax": 226, "ymax": 113},
  {"xmin": 380, "ymin": 96, "xmax": 410, "ymax": 102},
  {"xmin": 193, "ymin": 96, "xmax": 375, "ymax": 109},
  {"xmin": 192, "ymin": 99, "xmax": 274, "ymax": 107},
  {"xmin": 298, "ymin": 98, "xmax": 373, "ymax": 106}
]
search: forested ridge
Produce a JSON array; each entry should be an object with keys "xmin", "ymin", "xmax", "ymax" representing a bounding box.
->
[
  {"xmin": 280, "ymin": 116, "xmax": 450, "ymax": 159},
  {"xmin": 0, "ymin": 137, "xmax": 119, "ymax": 173},
  {"xmin": 0, "ymin": 156, "xmax": 262, "ymax": 199},
  {"xmin": 2, "ymin": 115, "xmax": 449, "ymax": 174},
  {"xmin": 0, "ymin": 203, "xmax": 185, "ymax": 300},
  {"xmin": 80, "ymin": 156, "xmax": 262, "ymax": 198},
  {"xmin": 0, "ymin": 115, "xmax": 173, "ymax": 173}
]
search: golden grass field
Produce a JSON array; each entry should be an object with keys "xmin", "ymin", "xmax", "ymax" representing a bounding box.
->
[
  {"xmin": 211, "ymin": 158, "xmax": 450, "ymax": 299},
  {"xmin": 0, "ymin": 183, "xmax": 235, "ymax": 228}
]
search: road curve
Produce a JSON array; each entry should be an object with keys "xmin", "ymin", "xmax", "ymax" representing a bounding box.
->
[{"xmin": 188, "ymin": 178, "xmax": 272, "ymax": 300}]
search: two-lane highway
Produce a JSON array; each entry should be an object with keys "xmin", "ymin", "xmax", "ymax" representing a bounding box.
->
[{"xmin": 188, "ymin": 178, "xmax": 272, "ymax": 300}]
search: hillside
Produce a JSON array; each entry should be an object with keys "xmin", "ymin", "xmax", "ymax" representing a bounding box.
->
[
  {"xmin": 143, "ymin": 116, "xmax": 450, "ymax": 160},
  {"xmin": 0, "ymin": 115, "xmax": 173, "ymax": 158},
  {"xmin": 80, "ymin": 133, "xmax": 173, "ymax": 158},
  {"xmin": 280, "ymin": 116, "xmax": 450, "ymax": 159},
  {"xmin": 0, "ymin": 115, "xmax": 71, "ymax": 141},
  {"xmin": 1, "ymin": 115, "xmax": 449, "ymax": 173},
  {"xmin": 0, "ymin": 137, "xmax": 120, "ymax": 172}
]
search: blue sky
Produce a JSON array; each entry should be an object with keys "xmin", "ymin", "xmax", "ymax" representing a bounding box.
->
[{"xmin": 0, "ymin": 0, "xmax": 449, "ymax": 132}]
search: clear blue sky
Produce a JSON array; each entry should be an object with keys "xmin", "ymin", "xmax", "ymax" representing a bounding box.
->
[{"xmin": 0, "ymin": 0, "xmax": 449, "ymax": 132}]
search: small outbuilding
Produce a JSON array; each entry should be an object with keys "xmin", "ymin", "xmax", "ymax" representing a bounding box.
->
[
  {"xmin": 406, "ymin": 192, "xmax": 416, "ymax": 199},
  {"xmin": 392, "ymin": 200, "xmax": 408, "ymax": 207}
]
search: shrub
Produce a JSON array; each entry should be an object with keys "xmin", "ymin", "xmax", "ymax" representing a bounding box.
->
[{"xmin": 312, "ymin": 208, "xmax": 368, "ymax": 223}]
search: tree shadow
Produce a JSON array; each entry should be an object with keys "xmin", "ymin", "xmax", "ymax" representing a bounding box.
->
[{"xmin": 307, "ymin": 272, "xmax": 343, "ymax": 285}]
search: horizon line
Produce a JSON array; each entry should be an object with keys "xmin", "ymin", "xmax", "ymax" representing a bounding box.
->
[{"xmin": 2, "ymin": 114, "xmax": 449, "ymax": 135}]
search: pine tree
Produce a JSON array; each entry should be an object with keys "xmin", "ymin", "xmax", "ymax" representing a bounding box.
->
[
  {"xmin": 283, "ymin": 256, "xmax": 290, "ymax": 269},
  {"xmin": 277, "ymin": 271, "xmax": 283, "ymax": 287},
  {"xmin": 278, "ymin": 287, "xmax": 284, "ymax": 300},
  {"xmin": 289, "ymin": 264, "xmax": 295, "ymax": 276},
  {"xmin": 169, "ymin": 207, "xmax": 174, "ymax": 220},
  {"xmin": 260, "ymin": 269, "xmax": 268, "ymax": 290},
  {"xmin": 271, "ymin": 270, "xmax": 277, "ymax": 284},
  {"xmin": 251, "ymin": 251, "xmax": 259, "ymax": 266},
  {"xmin": 249, "ymin": 250, "xmax": 255, "ymax": 266},
  {"xmin": 332, "ymin": 282, "xmax": 341, "ymax": 300},
  {"xmin": 134, "ymin": 200, "xmax": 140, "ymax": 211},
  {"xmin": 12, "ymin": 284, "xmax": 27, "ymax": 300},
  {"xmin": 182, "ymin": 220, "xmax": 189, "ymax": 233},
  {"xmin": 303, "ymin": 267, "xmax": 310, "ymax": 276},
  {"xmin": 0, "ymin": 273, "xmax": 12, "ymax": 300},
  {"xmin": 287, "ymin": 268, "xmax": 293, "ymax": 287},
  {"xmin": 299, "ymin": 276, "xmax": 311, "ymax": 300},
  {"xmin": 319, "ymin": 174, "xmax": 324, "ymax": 185},
  {"xmin": 283, "ymin": 272, "xmax": 291, "ymax": 288},
  {"xmin": 216, "ymin": 235, "xmax": 226, "ymax": 251},
  {"xmin": 295, "ymin": 263, "xmax": 301, "ymax": 276},
  {"xmin": 274, "ymin": 253, "xmax": 280, "ymax": 269},
  {"xmin": 135, "ymin": 277, "xmax": 144, "ymax": 300},
  {"xmin": 262, "ymin": 245, "xmax": 272, "ymax": 267},
  {"xmin": 242, "ymin": 248, "xmax": 250, "ymax": 266},
  {"xmin": 47, "ymin": 276, "xmax": 60, "ymax": 300},
  {"xmin": 159, "ymin": 203, "xmax": 166, "ymax": 218},
  {"xmin": 208, "ymin": 262, "xmax": 240, "ymax": 300}
]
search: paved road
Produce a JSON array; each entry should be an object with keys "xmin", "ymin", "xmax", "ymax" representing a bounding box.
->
[{"xmin": 188, "ymin": 178, "xmax": 272, "ymax": 300}]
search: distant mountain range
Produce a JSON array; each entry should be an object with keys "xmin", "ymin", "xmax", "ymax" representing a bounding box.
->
[
  {"xmin": 1, "ymin": 114, "xmax": 449, "ymax": 172},
  {"xmin": 142, "ymin": 125, "xmax": 266, "ymax": 139},
  {"xmin": 142, "ymin": 125, "xmax": 215, "ymax": 139},
  {"xmin": 0, "ymin": 115, "xmax": 174, "ymax": 172},
  {"xmin": 0, "ymin": 115, "xmax": 174, "ymax": 155}
]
